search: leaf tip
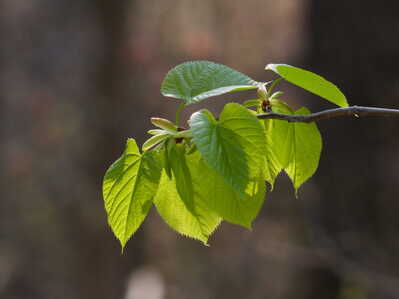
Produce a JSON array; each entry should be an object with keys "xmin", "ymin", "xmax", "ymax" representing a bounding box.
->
[
  {"xmin": 245, "ymin": 223, "xmax": 253, "ymax": 231},
  {"xmin": 294, "ymin": 187, "xmax": 299, "ymax": 199},
  {"xmin": 118, "ymin": 238, "xmax": 128, "ymax": 254},
  {"xmin": 202, "ymin": 240, "xmax": 210, "ymax": 247}
]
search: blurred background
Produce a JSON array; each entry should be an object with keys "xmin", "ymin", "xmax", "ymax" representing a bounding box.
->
[{"xmin": 2, "ymin": 0, "xmax": 399, "ymax": 298}]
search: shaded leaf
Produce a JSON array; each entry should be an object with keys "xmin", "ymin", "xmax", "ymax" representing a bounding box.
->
[
  {"xmin": 161, "ymin": 61, "xmax": 261, "ymax": 105},
  {"xmin": 163, "ymin": 139, "xmax": 173, "ymax": 178},
  {"xmin": 265, "ymin": 64, "xmax": 348, "ymax": 107}
]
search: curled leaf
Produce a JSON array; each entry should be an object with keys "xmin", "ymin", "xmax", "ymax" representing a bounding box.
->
[
  {"xmin": 151, "ymin": 117, "xmax": 178, "ymax": 132},
  {"xmin": 142, "ymin": 133, "xmax": 170, "ymax": 151},
  {"xmin": 147, "ymin": 129, "xmax": 167, "ymax": 135}
]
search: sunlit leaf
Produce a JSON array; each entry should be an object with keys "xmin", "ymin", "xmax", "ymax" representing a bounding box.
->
[
  {"xmin": 242, "ymin": 99, "xmax": 260, "ymax": 108},
  {"xmin": 147, "ymin": 129, "xmax": 167, "ymax": 135},
  {"xmin": 151, "ymin": 117, "xmax": 177, "ymax": 132},
  {"xmin": 154, "ymin": 146, "xmax": 221, "ymax": 244},
  {"xmin": 103, "ymin": 138, "xmax": 161, "ymax": 250},
  {"xmin": 267, "ymin": 106, "xmax": 322, "ymax": 194},
  {"xmin": 261, "ymin": 119, "xmax": 283, "ymax": 187},
  {"xmin": 263, "ymin": 100, "xmax": 295, "ymax": 173},
  {"xmin": 189, "ymin": 103, "xmax": 266, "ymax": 195},
  {"xmin": 265, "ymin": 64, "xmax": 348, "ymax": 107},
  {"xmin": 161, "ymin": 61, "xmax": 261, "ymax": 105},
  {"xmin": 142, "ymin": 133, "xmax": 170, "ymax": 151},
  {"xmin": 197, "ymin": 158, "xmax": 266, "ymax": 228}
]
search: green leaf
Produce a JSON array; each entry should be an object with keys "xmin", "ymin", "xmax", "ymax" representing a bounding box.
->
[
  {"xmin": 147, "ymin": 129, "xmax": 167, "ymax": 135},
  {"xmin": 219, "ymin": 104, "xmax": 272, "ymax": 186},
  {"xmin": 163, "ymin": 139, "xmax": 173, "ymax": 178},
  {"xmin": 262, "ymin": 102, "xmax": 322, "ymax": 193},
  {"xmin": 189, "ymin": 103, "xmax": 266, "ymax": 195},
  {"xmin": 142, "ymin": 133, "xmax": 170, "ymax": 151},
  {"xmin": 154, "ymin": 147, "xmax": 221, "ymax": 244},
  {"xmin": 161, "ymin": 61, "xmax": 261, "ymax": 105},
  {"xmin": 261, "ymin": 119, "xmax": 283, "ymax": 187},
  {"xmin": 270, "ymin": 91, "xmax": 284, "ymax": 99},
  {"xmin": 151, "ymin": 117, "xmax": 178, "ymax": 132},
  {"xmin": 197, "ymin": 159, "xmax": 266, "ymax": 228},
  {"xmin": 103, "ymin": 138, "xmax": 162, "ymax": 250},
  {"xmin": 267, "ymin": 106, "xmax": 322, "ymax": 193},
  {"xmin": 242, "ymin": 99, "xmax": 260, "ymax": 108},
  {"xmin": 263, "ymin": 101, "xmax": 295, "ymax": 173},
  {"xmin": 169, "ymin": 144, "xmax": 195, "ymax": 207},
  {"xmin": 265, "ymin": 64, "xmax": 348, "ymax": 107}
]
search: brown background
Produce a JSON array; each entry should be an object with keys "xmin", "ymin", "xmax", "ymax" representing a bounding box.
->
[{"xmin": 1, "ymin": 1, "xmax": 399, "ymax": 298}]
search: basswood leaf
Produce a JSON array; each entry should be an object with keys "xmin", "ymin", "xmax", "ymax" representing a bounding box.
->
[
  {"xmin": 219, "ymin": 104, "xmax": 273, "ymax": 186},
  {"xmin": 163, "ymin": 139, "xmax": 173, "ymax": 178},
  {"xmin": 189, "ymin": 103, "xmax": 266, "ymax": 195},
  {"xmin": 265, "ymin": 64, "xmax": 349, "ymax": 107},
  {"xmin": 197, "ymin": 158, "xmax": 266, "ymax": 228},
  {"xmin": 261, "ymin": 119, "xmax": 283, "ymax": 187},
  {"xmin": 103, "ymin": 138, "xmax": 161, "ymax": 250},
  {"xmin": 168, "ymin": 144, "xmax": 195, "ymax": 208},
  {"xmin": 263, "ymin": 101, "xmax": 295, "ymax": 173},
  {"xmin": 267, "ymin": 106, "xmax": 322, "ymax": 193},
  {"xmin": 154, "ymin": 146, "xmax": 221, "ymax": 244},
  {"xmin": 161, "ymin": 61, "xmax": 261, "ymax": 105},
  {"xmin": 242, "ymin": 99, "xmax": 260, "ymax": 108}
]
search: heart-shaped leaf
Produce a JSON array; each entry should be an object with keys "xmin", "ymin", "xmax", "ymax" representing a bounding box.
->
[
  {"xmin": 154, "ymin": 146, "xmax": 221, "ymax": 244},
  {"xmin": 103, "ymin": 138, "xmax": 161, "ymax": 250},
  {"xmin": 263, "ymin": 100, "xmax": 295, "ymax": 173},
  {"xmin": 265, "ymin": 64, "xmax": 348, "ymax": 107},
  {"xmin": 189, "ymin": 103, "xmax": 266, "ymax": 195},
  {"xmin": 197, "ymin": 158, "xmax": 266, "ymax": 228},
  {"xmin": 264, "ymin": 104, "xmax": 322, "ymax": 194},
  {"xmin": 285, "ymin": 107, "xmax": 322, "ymax": 194},
  {"xmin": 161, "ymin": 61, "xmax": 261, "ymax": 105}
]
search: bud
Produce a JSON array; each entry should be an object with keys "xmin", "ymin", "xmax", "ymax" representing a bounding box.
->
[
  {"xmin": 257, "ymin": 83, "xmax": 268, "ymax": 100},
  {"xmin": 150, "ymin": 118, "xmax": 177, "ymax": 132}
]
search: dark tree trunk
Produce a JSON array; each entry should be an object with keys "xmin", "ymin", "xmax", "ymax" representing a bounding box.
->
[
  {"xmin": 0, "ymin": 1, "xmax": 148, "ymax": 298},
  {"xmin": 304, "ymin": 1, "xmax": 399, "ymax": 298}
]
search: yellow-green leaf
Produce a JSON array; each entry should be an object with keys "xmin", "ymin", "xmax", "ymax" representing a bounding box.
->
[
  {"xmin": 189, "ymin": 103, "xmax": 266, "ymax": 196},
  {"xmin": 103, "ymin": 138, "xmax": 161, "ymax": 250},
  {"xmin": 154, "ymin": 147, "xmax": 221, "ymax": 244},
  {"xmin": 266, "ymin": 64, "xmax": 348, "ymax": 107}
]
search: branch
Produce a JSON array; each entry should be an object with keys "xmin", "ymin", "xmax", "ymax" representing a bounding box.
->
[{"xmin": 256, "ymin": 106, "xmax": 399, "ymax": 123}]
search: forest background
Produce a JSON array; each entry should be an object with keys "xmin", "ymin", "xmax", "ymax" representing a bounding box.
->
[{"xmin": 2, "ymin": 1, "xmax": 399, "ymax": 299}]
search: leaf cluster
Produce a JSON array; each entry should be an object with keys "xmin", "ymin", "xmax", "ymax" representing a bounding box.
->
[{"xmin": 103, "ymin": 61, "xmax": 348, "ymax": 250}]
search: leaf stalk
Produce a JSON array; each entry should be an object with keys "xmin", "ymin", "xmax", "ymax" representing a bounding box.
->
[{"xmin": 175, "ymin": 102, "xmax": 186, "ymax": 127}]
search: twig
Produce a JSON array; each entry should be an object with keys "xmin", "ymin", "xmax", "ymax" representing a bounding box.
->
[{"xmin": 256, "ymin": 106, "xmax": 399, "ymax": 123}]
